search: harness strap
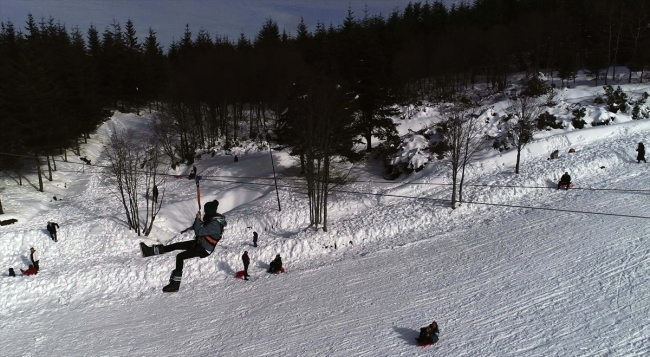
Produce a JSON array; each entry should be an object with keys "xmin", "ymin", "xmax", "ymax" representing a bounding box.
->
[{"xmin": 203, "ymin": 235, "xmax": 220, "ymax": 246}]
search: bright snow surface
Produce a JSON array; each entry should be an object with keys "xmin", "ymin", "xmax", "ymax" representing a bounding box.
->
[{"xmin": 1, "ymin": 79, "xmax": 649, "ymax": 356}]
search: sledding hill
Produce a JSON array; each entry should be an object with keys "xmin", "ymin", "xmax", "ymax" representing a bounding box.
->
[{"xmin": 0, "ymin": 77, "xmax": 649, "ymax": 356}]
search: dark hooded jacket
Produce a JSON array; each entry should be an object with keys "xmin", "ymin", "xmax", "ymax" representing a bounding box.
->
[
  {"xmin": 637, "ymin": 143, "xmax": 645, "ymax": 160},
  {"xmin": 193, "ymin": 200, "xmax": 227, "ymax": 254}
]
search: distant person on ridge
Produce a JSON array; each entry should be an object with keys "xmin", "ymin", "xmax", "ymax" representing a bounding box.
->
[
  {"xmin": 242, "ymin": 251, "xmax": 250, "ymax": 280},
  {"xmin": 47, "ymin": 221, "xmax": 60, "ymax": 242},
  {"xmin": 637, "ymin": 142, "xmax": 646, "ymax": 163},
  {"xmin": 253, "ymin": 231, "xmax": 258, "ymax": 247},
  {"xmin": 140, "ymin": 200, "xmax": 226, "ymax": 293},
  {"xmin": 558, "ymin": 172, "xmax": 572, "ymax": 190},
  {"xmin": 29, "ymin": 247, "xmax": 40, "ymax": 271}
]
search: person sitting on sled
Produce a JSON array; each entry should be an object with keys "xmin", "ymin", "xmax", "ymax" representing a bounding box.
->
[
  {"xmin": 268, "ymin": 254, "xmax": 283, "ymax": 273},
  {"xmin": 558, "ymin": 171, "xmax": 572, "ymax": 189},
  {"xmin": 140, "ymin": 200, "xmax": 226, "ymax": 292},
  {"xmin": 21, "ymin": 264, "xmax": 38, "ymax": 276},
  {"xmin": 416, "ymin": 321, "xmax": 439, "ymax": 345}
]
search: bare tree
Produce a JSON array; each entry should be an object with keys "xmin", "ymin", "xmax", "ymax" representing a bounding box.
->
[
  {"xmin": 104, "ymin": 127, "xmax": 167, "ymax": 236},
  {"xmin": 506, "ymin": 95, "xmax": 543, "ymax": 174},
  {"xmin": 149, "ymin": 111, "xmax": 181, "ymax": 168},
  {"xmin": 441, "ymin": 105, "xmax": 485, "ymax": 209},
  {"xmin": 626, "ymin": 0, "xmax": 650, "ymax": 83},
  {"xmin": 278, "ymin": 73, "xmax": 358, "ymax": 231}
]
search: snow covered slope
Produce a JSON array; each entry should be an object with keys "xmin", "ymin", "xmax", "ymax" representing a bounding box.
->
[{"xmin": 1, "ymin": 81, "xmax": 649, "ymax": 356}]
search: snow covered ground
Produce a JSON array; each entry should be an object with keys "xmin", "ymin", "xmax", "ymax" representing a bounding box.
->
[{"xmin": 1, "ymin": 78, "xmax": 649, "ymax": 356}]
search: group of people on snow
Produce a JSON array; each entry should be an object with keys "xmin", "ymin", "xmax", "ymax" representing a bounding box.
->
[
  {"xmin": 7, "ymin": 220, "xmax": 61, "ymax": 277},
  {"xmin": 139, "ymin": 198, "xmax": 284, "ymax": 290},
  {"xmin": 555, "ymin": 142, "xmax": 644, "ymax": 190},
  {"xmin": 7, "ymin": 247, "xmax": 40, "ymax": 276}
]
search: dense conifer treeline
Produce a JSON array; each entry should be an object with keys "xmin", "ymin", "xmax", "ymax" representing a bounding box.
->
[{"xmin": 1, "ymin": 0, "xmax": 649, "ymax": 172}]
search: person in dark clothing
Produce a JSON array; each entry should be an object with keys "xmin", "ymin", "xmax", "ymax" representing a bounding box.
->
[
  {"xmin": 30, "ymin": 247, "xmax": 40, "ymax": 272},
  {"xmin": 188, "ymin": 166, "xmax": 197, "ymax": 179},
  {"xmin": 416, "ymin": 321, "xmax": 440, "ymax": 345},
  {"xmin": 253, "ymin": 231, "xmax": 258, "ymax": 247},
  {"xmin": 21, "ymin": 264, "xmax": 37, "ymax": 276},
  {"xmin": 8, "ymin": 268, "xmax": 16, "ymax": 277},
  {"xmin": 47, "ymin": 221, "xmax": 60, "ymax": 242},
  {"xmin": 242, "ymin": 251, "xmax": 250, "ymax": 280},
  {"xmin": 152, "ymin": 184, "xmax": 159, "ymax": 203},
  {"xmin": 558, "ymin": 172, "xmax": 571, "ymax": 189},
  {"xmin": 637, "ymin": 142, "xmax": 646, "ymax": 163},
  {"xmin": 140, "ymin": 200, "xmax": 227, "ymax": 292},
  {"xmin": 268, "ymin": 254, "xmax": 283, "ymax": 273}
]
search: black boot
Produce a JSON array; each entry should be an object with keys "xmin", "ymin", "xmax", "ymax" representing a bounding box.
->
[
  {"xmin": 140, "ymin": 243, "xmax": 164, "ymax": 257},
  {"xmin": 162, "ymin": 269, "xmax": 182, "ymax": 293}
]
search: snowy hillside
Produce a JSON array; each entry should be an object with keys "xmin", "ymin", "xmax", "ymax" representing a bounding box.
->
[{"xmin": 1, "ymin": 75, "xmax": 649, "ymax": 356}]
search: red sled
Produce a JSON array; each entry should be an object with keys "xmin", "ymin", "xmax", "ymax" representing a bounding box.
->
[
  {"xmin": 235, "ymin": 271, "xmax": 246, "ymax": 279},
  {"xmin": 268, "ymin": 267, "xmax": 285, "ymax": 274},
  {"xmin": 558, "ymin": 182, "xmax": 574, "ymax": 190},
  {"xmin": 416, "ymin": 336, "xmax": 438, "ymax": 347}
]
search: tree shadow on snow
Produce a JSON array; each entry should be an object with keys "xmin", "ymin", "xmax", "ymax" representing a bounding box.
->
[
  {"xmin": 21, "ymin": 255, "xmax": 32, "ymax": 268},
  {"xmin": 217, "ymin": 261, "xmax": 235, "ymax": 275},
  {"xmin": 393, "ymin": 326, "xmax": 419, "ymax": 346},
  {"xmin": 546, "ymin": 179, "xmax": 558, "ymax": 188}
]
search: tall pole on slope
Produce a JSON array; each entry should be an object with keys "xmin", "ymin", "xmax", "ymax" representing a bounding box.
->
[{"xmin": 269, "ymin": 144, "xmax": 281, "ymax": 211}]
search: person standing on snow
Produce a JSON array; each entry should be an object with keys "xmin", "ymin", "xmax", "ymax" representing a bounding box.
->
[
  {"xmin": 253, "ymin": 231, "xmax": 258, "ymax": 247},
  {"xmin": 8, "ymin": 268, "xmax": 16, "ymax": 277},
  {"xmin": 140, "ymin": 200, "xmax": 226, "ymax": 292},
  {"xmin": 152, "ymin": 184, "xmax": 159, "ymax": 203},
  {"xmin": 637, "ymin": 142, "xmax": 646, "ymax": 163},
  {"xmin": 242, "ymin": 251, "xmax": 251, "ymax": 280},
  {"xmin": 30, "ymin": 247, "xmax": 40, "ymax": 272},
  {"xmin": 47, "ymin": 221, "xmax": 60, "ymax": 242}
]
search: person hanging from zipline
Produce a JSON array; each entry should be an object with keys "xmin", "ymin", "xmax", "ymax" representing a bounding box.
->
[{"xmin": 140, "ymin": 199, "xmax": 227, "ymax": 292}]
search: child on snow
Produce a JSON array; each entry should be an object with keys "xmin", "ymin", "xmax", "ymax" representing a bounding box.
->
[
  {"xmin": 416, "ymin": 321, "xmax": 439, "ymax": 345},
  {"xmin": 637, "ymin": 142, "xmax": 646, "ymax": 163},
  {"xmin": 268, "ymin": 254, "xmax": 283, "ymax": 273},
  {"xmin": 21, "ymin": 265, "xmax": 38, "ymax": 276}
]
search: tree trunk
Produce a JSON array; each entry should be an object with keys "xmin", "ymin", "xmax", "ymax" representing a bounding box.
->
[
  {"xmin": 0, "ymin": 197, "xmax": 3, "ymax": 214},
  {"xmin": 35, "ymin": 154, "xmax": 43, "ymax": 192},
  {"xmin": 46, "ymin": 155, "xmax": 53, "ymax": 181},
  {"xmin": 365, "ymin": 132, "xmax": 372, "ymax": 152},
  {"xmin": 515, "ymin": 146, "xmax": 522, "ymax": 174},
  {"xmin": 451, "ymin": 174, "xmax": 457, "ymax": 209}
]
